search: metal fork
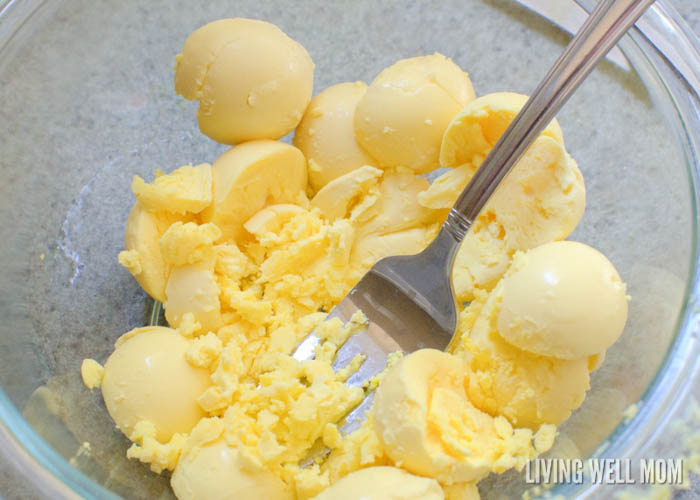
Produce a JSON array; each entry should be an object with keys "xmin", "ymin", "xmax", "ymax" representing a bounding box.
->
[{"xmin": 293, "ymin": 0, "xmax": 655, "ymax": 435}]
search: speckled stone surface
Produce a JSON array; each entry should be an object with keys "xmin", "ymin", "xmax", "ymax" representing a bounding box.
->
[{"xmin": 0, "ymin": 0, "xmax": 698, "ymax": 498}]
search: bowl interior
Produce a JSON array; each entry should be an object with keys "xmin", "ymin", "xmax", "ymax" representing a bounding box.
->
[{"xmin": 0, "ymin": 0, "xmax": 694, "ymax": 498}]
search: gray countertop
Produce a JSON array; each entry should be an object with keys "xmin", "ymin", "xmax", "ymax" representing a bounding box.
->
[{"xmin": 1, "ymin": 1, "xmax": 699, "ymax": 499}]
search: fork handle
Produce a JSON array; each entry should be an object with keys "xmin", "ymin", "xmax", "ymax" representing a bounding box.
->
[{"xmin": 444, "ymin": 0, "xmax": 655, "ymax": 241}]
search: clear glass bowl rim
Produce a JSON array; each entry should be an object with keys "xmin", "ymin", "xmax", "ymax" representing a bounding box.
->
[{"xmin": 0, "ymin": 0, "xmax": 698, "ymax": 498}]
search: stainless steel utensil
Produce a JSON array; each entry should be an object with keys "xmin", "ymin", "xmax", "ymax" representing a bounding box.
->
[
  {"xmin": 293, "ymin": 0, "xmax": 655, "ymax": 436},
  {"xmin": 515, "ymin": 0, "xmax": 700, "ymax": 97},
  {"xmin": 515, "ymin": 0, "xmax": 632, "ymax": 70}
]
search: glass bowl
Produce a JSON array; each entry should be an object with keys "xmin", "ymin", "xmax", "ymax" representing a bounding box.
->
[{"xmin": 0, "ymin": 0, "xmax": 698, "ymax": 498}]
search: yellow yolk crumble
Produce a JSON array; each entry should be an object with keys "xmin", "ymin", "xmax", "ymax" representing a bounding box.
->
[{"xmin": 82, "ymin": 18, "xmax": 631, "ymax": 500}]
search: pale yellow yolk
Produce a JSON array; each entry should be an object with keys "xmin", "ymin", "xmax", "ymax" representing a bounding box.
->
[
  {"xmin": 354, "ymin": 171, "xmax": 446, "ymax": 237},
  {"xmin": 446, "ymin": 136, "xmax": 585, "ymax": 302},
  {"xmin": 253, "ymin": 209, "xmax": 357, "ymax": 310},
  {"xmin": 80, "ymin": 359, "xmax": 104, "ymax": 389},
  {"xmin": 171, "ymin": 437, "xmax": 293, "ymax": 500},
  {"xmin": 174, "ymin": 18, "xmax": 314, "ymax": 144},
  {"xmin": 101, "ymin": 327, "xmax": 211, "ymax": 443},
  {"xmin": 419, "ymin": 92, "xmax": 566, "ymax": 210},
  {"xmin": 442, "ymin": 482, "xmax": 481, "ymax": 500},
  {"xmin": 119, "ymin": 164, "xmax": 206, "ymax": 302},
  {"xmin": 310, "ymin": 466, "xmax": 444, "ymax": 500},
  {"xmin": 343, "ymin": 170, "xmax": 445, "ymax": 277},
  {"xmin": 498, "ymin": 241, "xmax": 628, "ymax": 359},
  {"xmin": 311, "ymin": 165, "xmax": 383, "ymax": 221},
  {"xmin": 294, "ymin": 82, "xmax": 377, "ymax": 192},
  {"xmin": 350, "ymin": 227, "xmax": 436, "ymax": 271},
  {"xmin": 200, "ymin": 140, "xmax": 308, "ymax": 243},
  {"xmin": 119, "ymin": 202, "xmax": 186, "ymax": 302},
  {"xmin": 220, "ymin": 355, "xmax": 364, "ymax": 469},
  {"xmin": 131, "ymin": 163, "xmax": 212, "ymax": 215},
  {"xmin": 314, "ymin": 418, "xmax": 389, "ymax": 496},
  {"xmin": 159, "ymin": 221, "xmax": 221, "ymax": 267},
  {"xmin": 372, "ymin": 349, "xmax": 554, "ymax": 484},
  {"xmin": 438, "ymin": 92, "xmax": 563, "ymax": 172},
  {"xmin": 455, "ymin": 282, "xmax": 592, "ymax": 429},
  {"xmin": 243, "ymin": 204, "xmax": 307, "ymax": 236},
  {"xmin": 164, "ymin": 259, "xmax": 223, "ymax": 336},
  {"xmin": 354, "ymin": 53, "xmax": 475, "ymax": 174}
]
